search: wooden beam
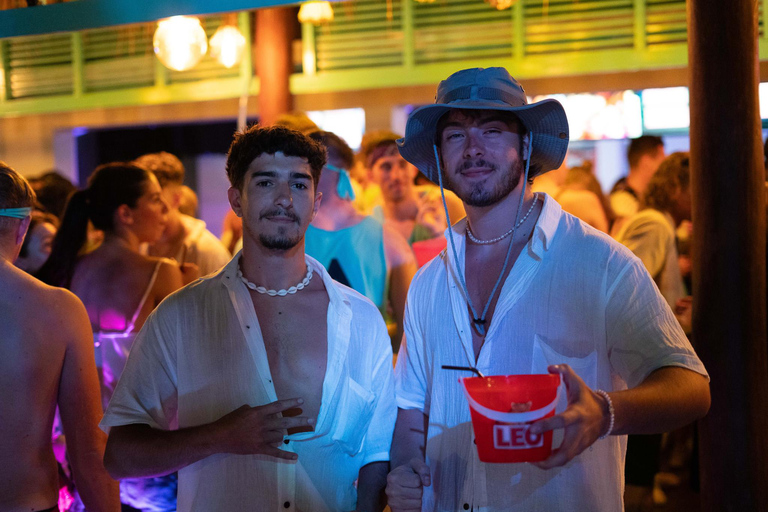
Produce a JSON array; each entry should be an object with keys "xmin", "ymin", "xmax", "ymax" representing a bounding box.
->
[
  {"xmin": 255, "ymin": 6, "xmax": 293, "ymax": 125},
  {"xmin": 688, "ymin": 0, "xmax": 768, "ymax": 509}
]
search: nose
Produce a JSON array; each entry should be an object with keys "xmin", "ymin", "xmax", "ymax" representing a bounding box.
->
[
  {"xmin": 160, "ymin": 197, "xmax": 169, "ymax": 215},
  {"xmin": 463, "ymin": 129, "xmax": 484, "ymax": 159},
  {"xmin": 274, "ymin": 182, "xmax": 293, "ymax": 207}
]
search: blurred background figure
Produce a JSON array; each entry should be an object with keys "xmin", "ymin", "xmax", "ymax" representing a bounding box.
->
[
  {"xmin": 178, "ymin": 185, "xmax": 198, "ymax": 218},
  {"xmin": 531, "ymin": 156, "xmax": 569, "ymax": 198},
  {"xmin": 305, "ymin": 130, "xmax": 415, "ymax": 351},
  {"xmin": 38, "ymin": 162, "xmax": 184, "ymax": 512},
  {"xmin": 134, "ymin": 151, "xmax": 230, "ymax": 278},
  {"xmin": 609, "ymin": 135, "xmax": 666, "ymax": 236},
  {"xmin": 14, "ymin": 209, "xmax": 58, "ymax": 275},
  {"xmin": 556, "ymin": 161, "xmax": 614, "ymax": 233},
  {"xmin": 360, "ymin": 131, "xmax": 465, "ymax": 250},
  {"xmin": 614, "ymin": 152, "xmax": 693, "ymax": 512},
  {"xmin": 29, "ymin": 170, "xmax": 77, "ymax": 221},
  {"xmin": 0, "ymin": 162, "xmax": 120, "ymax": 512}
]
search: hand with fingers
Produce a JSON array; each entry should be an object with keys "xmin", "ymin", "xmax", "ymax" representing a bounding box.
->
[
  {"xmin": 528, "ymin": 364, "xmax": 611, "ymax": 470},
  {"xmin": 386, "ymin": 457, "xmax": 431, "ymax": 511},
  {"xmin": 213, "ymin": 398, "xmax": 314, "ymax": 461}
]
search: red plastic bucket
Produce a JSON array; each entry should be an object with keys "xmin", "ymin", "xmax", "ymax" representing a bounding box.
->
[{"xmin": 461, "ymin": 374, "xmax": 562, "ymax": 463}]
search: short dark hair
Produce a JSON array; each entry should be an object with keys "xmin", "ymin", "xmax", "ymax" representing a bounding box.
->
[
  {"xmin": 627, "ymin": 135, "xmax": 664, "ymax": 168},
  {"xmin": 307, "ymin": 130, "xmax": 355, "ymax": 170},
  {"xmin": 134, "ymin": 151, "xmax": 185, "ymax": 188},
  {"xmin": 644, "ymin": 152, "xmax": 690, "ymax": 213},
  {"xmin": 225, "ymin": 125, "xmax": 327, "ymax": 191},
  {"xmin": 0, "ymin": 162, "xmax": 36, "ymax": 233},
  {"xmin": 30, "ymin": 171, "xmax": 74, "ymax": 220}
]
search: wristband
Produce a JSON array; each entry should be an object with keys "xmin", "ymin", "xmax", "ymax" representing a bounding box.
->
[{"xmin": 594, "ymin": 389, "xmax": 614, "ymax": 439}]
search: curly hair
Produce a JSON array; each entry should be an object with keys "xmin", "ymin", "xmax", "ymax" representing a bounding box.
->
[
  {"xmin": 643, "ymin": 152, "xmax": 690, "ymax": 213},
  {"xmin": 225, "ymin": 125, "xmax": 326, "ymax": 191}
]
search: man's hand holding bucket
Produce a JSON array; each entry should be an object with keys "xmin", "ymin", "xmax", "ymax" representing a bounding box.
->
[
  {"xmin": 385, "ymin": 457, "xmax": 431, "ymax": 511},
  {"xmin": 528, "ymin": 364, "xmax": 612, "ymax": 469}
]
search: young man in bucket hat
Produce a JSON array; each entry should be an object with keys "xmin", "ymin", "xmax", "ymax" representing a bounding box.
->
[{"xmin": 386, "ymin": 67, "xmax": 710, "ymax": 511}]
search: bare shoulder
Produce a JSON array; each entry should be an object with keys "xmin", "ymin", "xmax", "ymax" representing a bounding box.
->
[
  {"xmin": 150, "ymin": 257, "xmax": 184, "ymax": 300},
  {"xmin": 382, "ymin": 223, "xmax": 416, "ymax": 268}
]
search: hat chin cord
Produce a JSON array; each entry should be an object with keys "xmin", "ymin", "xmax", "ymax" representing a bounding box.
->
[{"xmin": 433, "ymin": 133, "xmax": 533, "ymax": 339}]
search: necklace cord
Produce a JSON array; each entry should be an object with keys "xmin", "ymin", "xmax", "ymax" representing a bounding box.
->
[{"xmin": 432, "ymin": 132, "xmax": 534, "ymax": 336}]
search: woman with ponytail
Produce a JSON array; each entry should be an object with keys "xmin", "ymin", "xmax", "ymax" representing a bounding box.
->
[{"xmin": 39, "ymin": 162, "xmax": 183, "ymax": 511}]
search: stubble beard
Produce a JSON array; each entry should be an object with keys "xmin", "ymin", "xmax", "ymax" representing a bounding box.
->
[
  {"xmin": 250, "ymin": 208, "xmax": 304, "ymax": 251},
  {"xmin": 445, "ymin": 158, "xmax": 524, "ymax": 207}
]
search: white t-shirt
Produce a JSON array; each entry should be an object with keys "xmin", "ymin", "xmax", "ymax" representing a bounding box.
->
[
  {"xmin": 178, "ymin": 214, "xmax": 231, "ymax": 276},
  {"xmin": 102, "ymin": 253, "xmax": 396, "ymax": 512},
  {"xmin": 395, "ymin": 195, "xmax": 707, "ymax": 512}
]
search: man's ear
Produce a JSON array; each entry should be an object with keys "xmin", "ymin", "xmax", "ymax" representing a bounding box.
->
[
  {"xmin": 15, "ymin": 216, "xmax": 31, "ymax": 246},
  {"xmin": 227, "ymin": 187, "xmax": 244, "ymax": 218},
  {"xmin": 115, "ymin": 204, "xmax": 134, "ymax": 226}
]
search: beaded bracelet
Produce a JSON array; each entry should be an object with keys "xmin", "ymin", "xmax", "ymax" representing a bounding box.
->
[{"xmin": 594, "ymin": 389, "xmax": 615, "ymax": 440}]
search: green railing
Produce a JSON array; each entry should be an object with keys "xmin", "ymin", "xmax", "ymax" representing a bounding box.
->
[{"xmin": 0, "ymin": 0, "xmax": 765, "ymax": 116}]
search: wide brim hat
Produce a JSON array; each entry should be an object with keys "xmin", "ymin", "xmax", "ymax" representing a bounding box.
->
[{"xmin": 397, "ymin": 67, "xmax": 569, "ymax": 185}]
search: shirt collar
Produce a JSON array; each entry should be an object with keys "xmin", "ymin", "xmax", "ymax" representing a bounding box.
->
[
  {"xmin": 443, "ymin": 192, "xmax": 563, "ymax": 264},
  {"xmin": 220, "ymin": 250, "xmax": 351, "ymax": 311}
]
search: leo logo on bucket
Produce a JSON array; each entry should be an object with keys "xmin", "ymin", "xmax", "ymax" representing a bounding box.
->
[{"xmin": 493, "ymin": 423, "xmax": 544, "ymax": 450}]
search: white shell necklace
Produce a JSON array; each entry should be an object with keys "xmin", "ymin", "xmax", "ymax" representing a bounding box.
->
[
  {"xmin": 467, "ymin": 193, "xmax": 540, "ymax": 245},
  {"xmin": 237, "ymin": 260, "xmax": 313, "ymax": 297}
]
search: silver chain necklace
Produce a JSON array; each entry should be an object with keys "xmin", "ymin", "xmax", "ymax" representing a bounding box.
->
[
  {"xmin": 237, "ymin": 260, "xmax": 313, "ymax": 297},
  {"xmin": 467, "ymin": 193, "xmax": 539, "ymax": 245}
]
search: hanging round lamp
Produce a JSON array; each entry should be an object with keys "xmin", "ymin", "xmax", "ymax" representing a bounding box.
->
[
  {"xmin": 298, "ymin": 1, "xmax": 334, "ymax": 25},
  {"xmin": 153, "ymin": 16, "xmax": 208, "ymax": 72},
  {"xmin": 210, "ymin": 24, "xmax": 247, "ymax": 68}
]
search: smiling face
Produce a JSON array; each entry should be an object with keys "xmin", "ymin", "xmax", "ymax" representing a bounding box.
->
[
  {"xmin": 438, "ymin": 109, "xmax": 528, "ymax": 207},
  {"xmin": 229, "ymin": 152, "xmax": 321, "ymax": 252},
  {"xmin": 369, "ymin": 144, "xmax": 418, "ymax": 204}
]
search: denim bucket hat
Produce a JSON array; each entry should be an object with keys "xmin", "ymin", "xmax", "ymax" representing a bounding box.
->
[{"xmin": 397, "ymin": 67, "xmax": 569, "ymax": 184}]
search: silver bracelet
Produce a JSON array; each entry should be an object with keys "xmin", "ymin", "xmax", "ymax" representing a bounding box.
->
[{"xmin": 594, "ymin": 389, "xmax": 615, "ymax": 440}]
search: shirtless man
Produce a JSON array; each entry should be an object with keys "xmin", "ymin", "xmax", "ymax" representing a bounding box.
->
[
  {"xmin": 102, "ymin": 126, "xmax": 396, "ymax": 511},
  {"xmin": 0, "ymin": 163, "xmax": 119, "ymax": 512},
  {"xmin": 305, "ymin": 130, "xmax": 416, "ymax": 349}
]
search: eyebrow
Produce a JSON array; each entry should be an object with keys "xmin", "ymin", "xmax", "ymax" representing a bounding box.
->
[{"xmin": 250, "ymin": 170, "xmax": 312, "ymax": 181}]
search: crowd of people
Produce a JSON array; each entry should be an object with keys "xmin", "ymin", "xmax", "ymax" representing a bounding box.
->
[{"xmin": 1, "ymin": 66, "xmax": 709, "ymax": 512}]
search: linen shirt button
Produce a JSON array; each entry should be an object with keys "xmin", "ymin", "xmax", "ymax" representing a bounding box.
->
[
  {"xmin": 284, "ymin": 501, "xmax": 291, "ymax": 508},
  {"xmin": 463, "ymin": 504, "xmax": 470, "ymax": 510}
]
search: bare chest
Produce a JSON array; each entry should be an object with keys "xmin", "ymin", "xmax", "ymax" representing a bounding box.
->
[
  {"xmin": 465, "ymin": 241, "xmax": 526, "ymax": 360},
  {"xmin": 252, "ymin": 291, "xmax": 329, "ymax": 422}
]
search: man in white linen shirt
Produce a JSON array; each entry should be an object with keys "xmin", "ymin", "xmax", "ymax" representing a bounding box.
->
[
  {"xmin": 385, "ymin": 67, "xmax": 710, "ymax": 511},
  {"xmin": 102, "ymin": 125, "xmax": 396, "ymax": 512}
]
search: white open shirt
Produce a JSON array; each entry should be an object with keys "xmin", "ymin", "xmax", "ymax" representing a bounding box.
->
[
  {"xmin": 102, "ymin": 253, "xmax": 396, "ymax": 512},
  {"xmin": 395, "ymin": 195, "xmax": 707, "ymax": 512}
]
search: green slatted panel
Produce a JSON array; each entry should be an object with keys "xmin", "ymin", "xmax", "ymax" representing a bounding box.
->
[
  {"xmin": 314, "ymin": 0, "xmax": 404, "ymax": 72},
  {"xmin": 646, "ymin": 0, "xmax": 686, "ymax": 46},
  {"xmin": 82, "ymin": 24, "xmax": 155, "ymax": 91},
  {"xmin": 168, "ymin": 15, "xmax": 239, "ymax": 83},
  {"xmin": 413, "ymin": 0, "xmax": 512, "ymax": 64},
  {"xmin": 7, "ymin": 33, "xmax": 72, "ymax": 98},
  {"xmin": 525, "ymin": 0, "xmax": 634, "ymax": 55}
]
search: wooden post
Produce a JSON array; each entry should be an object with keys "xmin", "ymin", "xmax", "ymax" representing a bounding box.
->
[
  {"xmin": 255, "ymin": 6, "xmax": 294, "ymax": 126},
  {"xmin": 688, "ymin": 0, "xmax": 768, "ymax": 509}
]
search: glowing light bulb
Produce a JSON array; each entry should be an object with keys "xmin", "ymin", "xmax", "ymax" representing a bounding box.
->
[
  {"xmin": 210, "ymin": 25, "xmax": 246, "ymax": 68},
  {"xmin": 153, "ymin": 16, "xmax": 208, "ymax": 72},
  {"xmin": 486, "ymin": 0, "xmax": 515, "ymax": 10},
  {"xmin": 298, "ymin": 1, "xmax": 334, "ymax": 25}
]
